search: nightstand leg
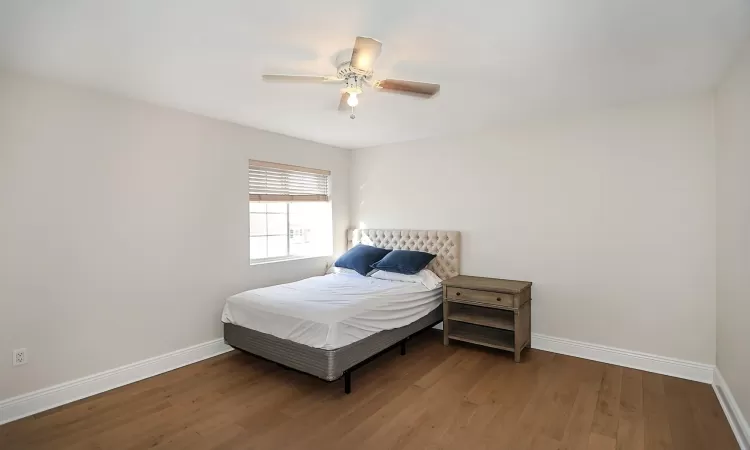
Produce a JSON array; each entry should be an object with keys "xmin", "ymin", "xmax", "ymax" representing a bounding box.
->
[
  {"xmin": 442, "ymin": 298, "xmax": 450, "ymax": 346},
  {"xmin": 514, "ymin": 351, "xmax": 521, "ymax": 363}
]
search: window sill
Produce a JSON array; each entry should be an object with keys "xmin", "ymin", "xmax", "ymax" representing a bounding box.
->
[{"xmin": 249, "ymin": 255, "xmax": 331, "ymax": 266}]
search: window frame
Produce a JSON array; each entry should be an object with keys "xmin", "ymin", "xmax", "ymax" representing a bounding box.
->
[
  {"xmin": 249, "ymin": 202, "xmax": 291, "ymax": 263},
  {"xmin": 249, "ymin": 200, "xmax": 333, "ymax": 264}
]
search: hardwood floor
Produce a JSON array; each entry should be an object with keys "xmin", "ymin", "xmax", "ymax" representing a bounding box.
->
[{"xmin": 0, "ymin": 330, "xmax": 737, "ymax": 450}]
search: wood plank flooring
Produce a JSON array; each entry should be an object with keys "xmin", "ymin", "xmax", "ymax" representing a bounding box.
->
[{"xmin": 0, "ymin": 331, "xmax": 737, "ymax": 450}]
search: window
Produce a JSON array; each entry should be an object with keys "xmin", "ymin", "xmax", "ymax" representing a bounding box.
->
[{"xmin": 248, "ymin": 160, "xmax": 332, "ymax": 262}]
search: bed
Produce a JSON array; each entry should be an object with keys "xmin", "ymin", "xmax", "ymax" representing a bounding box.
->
[{"xmin": 222, "ymin": 228, "xmax": 461, "ymax": 393}]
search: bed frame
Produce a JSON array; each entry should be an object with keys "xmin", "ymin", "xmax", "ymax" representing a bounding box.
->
[{"xmin": 224, "ymin": 229, "xmax": 461, "ymax": 393}]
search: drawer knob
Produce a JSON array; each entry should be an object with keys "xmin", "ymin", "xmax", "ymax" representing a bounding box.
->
[
  {"xmin": 456, "ymin": 291, "xmax": 461, "ymax": 296},
  {"xmin": 496, "ymin": 297, "xmax": 502, "ymax": 301}
]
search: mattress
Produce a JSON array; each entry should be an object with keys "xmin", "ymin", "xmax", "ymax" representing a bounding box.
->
[{"xmin": 221, "ymin": 272, "xmax": 442, "ymax": 350}]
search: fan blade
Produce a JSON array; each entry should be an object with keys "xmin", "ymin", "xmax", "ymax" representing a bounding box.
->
[
  {"xmin": 374, "ymin": 79, "xmax": 440, "ymax": 98},
  {"xmin": 262, "ymin": 74, "xmax": 343, "ymax": 83},
  {"xmin": 350, "ymin": 37, "xmax": 382, "ymax": 73},
  {"xmin": 338, "ymin": 92, "xmax": 350, "ymax": 111}
]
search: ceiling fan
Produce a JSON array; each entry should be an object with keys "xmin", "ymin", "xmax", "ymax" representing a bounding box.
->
[{"xmin": 262, "ymin": 36, "xmax": 440, "ymax": 119}]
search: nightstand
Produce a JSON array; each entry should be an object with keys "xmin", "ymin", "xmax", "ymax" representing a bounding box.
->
[{"xmin": 442, "ymin": 275, "xmax": 532, "ymax": 362}]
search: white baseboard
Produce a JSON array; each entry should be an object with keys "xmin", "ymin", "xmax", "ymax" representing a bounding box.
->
[
  {"xmin": 0, "ymin": 338, "xmax": 232, "ymax": 426},
  {"xmin": 714, "ymin": 368, "xmax": 750, "ymax": 450},
  {"xmin": 437, "ymin": 323, "xmax": 714, "ymax": 383},
  {"xmin": 531, "ymin": 333, "xmax": 714, "ymax": 383}
]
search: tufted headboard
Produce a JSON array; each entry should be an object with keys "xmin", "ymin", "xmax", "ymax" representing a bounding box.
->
[{"xmin": 348, "ymin": 229, "xmax": 460, "ymax": 280}]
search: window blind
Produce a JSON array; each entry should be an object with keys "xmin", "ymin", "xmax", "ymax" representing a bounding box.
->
[{"xmin": 248, "ymin": 160, "xmax": 330, "ymax": 202}]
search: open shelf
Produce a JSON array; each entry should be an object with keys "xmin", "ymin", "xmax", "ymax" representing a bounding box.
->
[
  {"xmin": 447, "ymin": 303, "xmax": 514, "ymax": 331},
  {"xmin": 447, "ymin": 322, "xmax": 515, "ymax": 352}
]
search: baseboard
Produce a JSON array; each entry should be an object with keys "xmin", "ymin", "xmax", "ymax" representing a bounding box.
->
[
  {"xmin": 437, "ymin": 323, "xmax": 714, "ymax": 383},
  {"xmin": 0, "ymin": 338, "xmax": 232, "ymax": 425},
  {"xmin": 531, "ymin": 333, "xmax": 714, "ymax": 383},
  {"xmin": 713, "ymin": 368, "xmax": 750, "ymax": 450}
]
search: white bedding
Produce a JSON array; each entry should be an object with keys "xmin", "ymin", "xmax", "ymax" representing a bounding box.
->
[{"xmin": 221, "ymin": 272, "xmax": 442, "ymax": 350}]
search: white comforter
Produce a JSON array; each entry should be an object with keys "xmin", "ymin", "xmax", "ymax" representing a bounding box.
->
[{"xmin": 221, "ymin": 272, "xmax": 442, "ymax": 349}]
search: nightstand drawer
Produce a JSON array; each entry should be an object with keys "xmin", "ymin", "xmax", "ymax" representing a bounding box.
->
[{"xmin": 446, "ymin": 287, "xmax": 514, "ymax": 308}]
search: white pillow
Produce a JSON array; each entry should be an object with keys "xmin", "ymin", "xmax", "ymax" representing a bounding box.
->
[
  {"xmin": 370, "ymin": 269, "xmax": 442, "ymax": 290},
  {"xmin": 326, "ymin": 266, "xmax": 362, "ymax": 276}
]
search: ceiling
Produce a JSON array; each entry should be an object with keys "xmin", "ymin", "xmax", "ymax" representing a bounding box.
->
[{"xmin": 1, "ymin": 1, "xmax": 749, "ymax": 149}]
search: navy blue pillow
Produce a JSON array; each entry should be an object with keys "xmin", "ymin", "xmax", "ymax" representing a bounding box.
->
[
  {"xmin": 334, "ymin": 244, "xmax": 392, "ymax": 276},
  {"xmin": 370, "ymin": 249, "xmax": 436, "ymax": 275}
]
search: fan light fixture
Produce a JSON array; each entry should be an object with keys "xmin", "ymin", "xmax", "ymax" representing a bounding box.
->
[{"xmin": 347, "ymin": 92, "xmax": 359, "ymax": 107}]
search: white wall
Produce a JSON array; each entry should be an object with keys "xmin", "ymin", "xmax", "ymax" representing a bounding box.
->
[
  {"xmin": 716, "ymin": 40, "xmax": 750, "ymax": 426},
  {"xmin": 0, "ymin": 72, "xmax": 350, "ymax": 401},
  {"xmin": 351, "ymin": 94, "xmax": 716, "ymax": 364}
]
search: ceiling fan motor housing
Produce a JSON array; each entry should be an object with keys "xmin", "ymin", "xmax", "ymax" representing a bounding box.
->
[{"xmin": 337, "ymin": 61, "xmax": 371, "ymax": 90}]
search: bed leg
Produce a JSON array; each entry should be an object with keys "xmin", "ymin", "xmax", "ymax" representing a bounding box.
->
[
  {"xmin": 344, "ymin": 371, "xmax": 351, "ymax": 394},
  {"xmin": 400, "ymin": 339, "xmax": 407, "ymax": 356}
]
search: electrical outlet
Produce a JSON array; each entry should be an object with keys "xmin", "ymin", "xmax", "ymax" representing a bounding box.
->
[{"xmin": 13, "ymin": 348, "xmax": 27, "ymax": 366}]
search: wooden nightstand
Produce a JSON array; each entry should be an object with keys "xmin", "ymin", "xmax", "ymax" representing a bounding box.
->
[{"xmin": 442, "ymin": 275, "xmax": 532, "ymax": 362}]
